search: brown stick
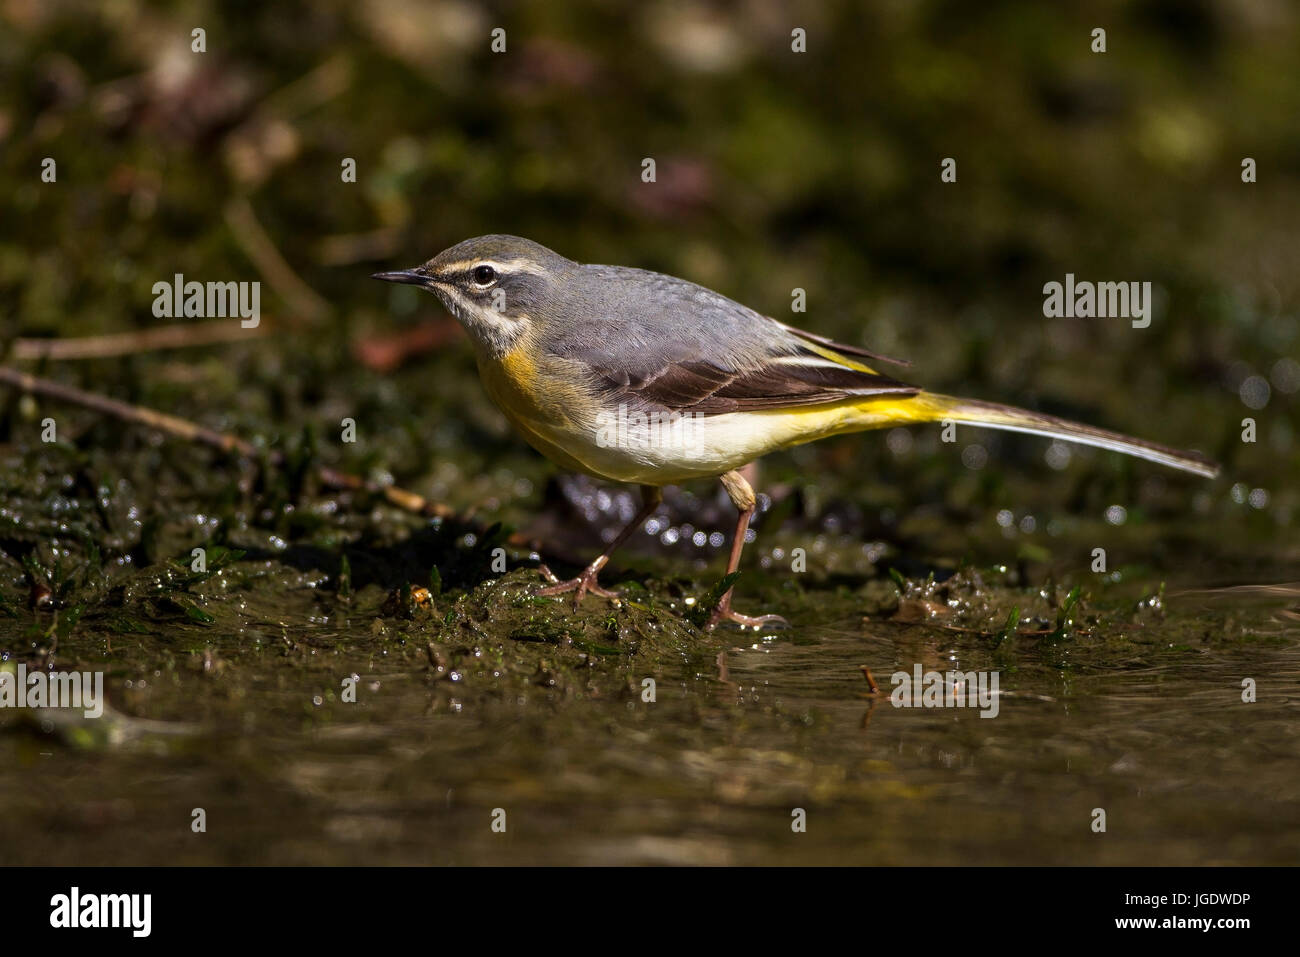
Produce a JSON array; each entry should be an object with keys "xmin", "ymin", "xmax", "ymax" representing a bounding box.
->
[
  {"xmin": 11, "ymin": 321, "xmax": 267, "ymax": 360},
  {"xmin": 224, "ymin": 197, "xmax": 331, "ymax": 323},
  {"xmin": 0, "ymin": 365, "xmax": 456, "ymax": 520},
  {"xmin": 859, "ymin": 665, "xmax": 881, "ymax": 695}
]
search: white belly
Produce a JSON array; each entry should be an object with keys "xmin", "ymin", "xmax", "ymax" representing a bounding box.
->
[{"xmin": 538, "ymin": 401, "xmax": 873, "ymax": 485}]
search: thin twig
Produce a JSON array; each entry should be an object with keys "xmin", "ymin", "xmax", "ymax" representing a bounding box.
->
[
  {"xmin": 224, "ymin": 196, "xmax": 331, "ymax": 322},
  {"xmin": 316, "ymin": 226, "xmax": 406, "ymax": 267},
  {"xmin": 249, "ymin": 54, "xmax": 352, "ymax": 125},
  {"xmin": 859, "ymin": 665, "xmax": 881, "ymax": 695},
  {"xmin": 11, "ymin": 321, "xmax": 266, "ymax": 360},
  {"xmin": 0, "ymin": 365, "xmax": 454, "ymax": 520}
]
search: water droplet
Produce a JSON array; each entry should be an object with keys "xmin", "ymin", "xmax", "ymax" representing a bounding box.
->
[
  {"xmin": 1240, "ymin": 374, "xmax": 1270, "ymax": 409},
  {"xmin": 961, "ymin": 444, "xmax": 988, "ymax": 470}
]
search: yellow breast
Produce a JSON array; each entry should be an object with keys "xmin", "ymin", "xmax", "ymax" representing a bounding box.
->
[{"xmin": 476, "ymin": 343, "xmax": 603, "ymax": 476}]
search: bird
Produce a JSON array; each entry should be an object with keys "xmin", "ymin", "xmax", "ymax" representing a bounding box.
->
[{"xmin": 373, "ymin": 235, "xmax": 1219, "ymax": 628}]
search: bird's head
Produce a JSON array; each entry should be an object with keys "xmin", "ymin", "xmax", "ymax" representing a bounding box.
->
[{"xmin": 372, "ymin": 234, "xmax": 573, "ymax": 356}]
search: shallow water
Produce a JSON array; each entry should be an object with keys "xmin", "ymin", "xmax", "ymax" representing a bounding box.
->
[{"xmin": 3, "ymin": 545, "xmax": 1296, "ymax": 866}]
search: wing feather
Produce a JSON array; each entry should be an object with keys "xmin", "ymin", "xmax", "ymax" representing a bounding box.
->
[
  {"xmin": 591, "ymin": 350, "xmax": 917, "ymax": 414},
  {"xmin": 542, "ymin": 263, "xmax": 919, "ymax": 415},
  {"xmin": 772, "ymin": 319, "xmax": 913, "ymax": 368}
]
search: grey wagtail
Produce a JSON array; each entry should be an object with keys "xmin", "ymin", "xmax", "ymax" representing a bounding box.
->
[{"xmin": 374, "ymin": 235, "xmax": 1219, "ymax": 628}]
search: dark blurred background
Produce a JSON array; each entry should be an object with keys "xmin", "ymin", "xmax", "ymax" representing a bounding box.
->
[{"xmin": 1, "ymin": 0, "xmax": 1296, "ymax": 580}]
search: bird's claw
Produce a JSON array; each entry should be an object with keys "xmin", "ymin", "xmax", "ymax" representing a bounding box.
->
[
  {"xmin": 707, "ymin": 602, "xmax": 789, "ymax": 631},
  {"xmin": 537, "ymin": 564, "xmax": 620, "ymax": 607}
]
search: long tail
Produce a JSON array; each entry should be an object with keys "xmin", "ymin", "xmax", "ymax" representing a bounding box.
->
[{"xmin": 911, "ymin": 393, "xmax": 1220, "ymax": 479}]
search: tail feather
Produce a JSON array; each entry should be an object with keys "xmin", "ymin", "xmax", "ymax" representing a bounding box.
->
[{"xmin": 917, "ymin": 393, "xmax": 1220, "ymax": 479}]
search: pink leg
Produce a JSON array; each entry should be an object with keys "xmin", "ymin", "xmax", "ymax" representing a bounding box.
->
[
  {"xmin": 708, "ymin": 470, "xmax": 788, "ymax": 630},
  {"xmin": 538, "ymin": 485, "xmax": 662, "ymax": 607}
]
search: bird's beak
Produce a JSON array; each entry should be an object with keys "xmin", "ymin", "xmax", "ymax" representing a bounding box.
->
[{"xmin": 371, "ymin": 268, "xmax": 431, "ymax": 287}]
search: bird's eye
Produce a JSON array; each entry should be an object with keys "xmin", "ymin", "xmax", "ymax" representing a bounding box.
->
[{"xmin": 472, "ymin": 264, "xmax": 496, "ymax": 286}]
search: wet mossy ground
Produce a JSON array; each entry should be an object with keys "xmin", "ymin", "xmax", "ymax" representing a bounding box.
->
[{"xmin": 1, "ymin": 354, "xmax": 1295, "ymax": 865}]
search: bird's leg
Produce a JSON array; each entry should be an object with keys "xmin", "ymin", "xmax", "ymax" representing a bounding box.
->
[
  {"xmin": 708, "ymin": 470, "xmax": 788, "ymax": 630},
  {"xmin": 538, "ymin": 485, "xmax": 663, "ymax": 606}
]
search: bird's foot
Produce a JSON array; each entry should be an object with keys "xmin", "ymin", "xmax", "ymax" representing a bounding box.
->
[
  {"xmin": 707, "ymin": 597, "xmax": 788, "ymax": 631},
  {"xmin": 537, "ymin": 563, "xmax": 620, "ymax": 607}
]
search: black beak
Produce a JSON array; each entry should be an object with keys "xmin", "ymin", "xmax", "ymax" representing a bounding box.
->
[{"xmin": 371, "ymin": 268, "xmax": 430, "ymax": 287}]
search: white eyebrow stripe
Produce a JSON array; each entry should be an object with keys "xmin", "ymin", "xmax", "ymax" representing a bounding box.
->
[{"xmin": 436, "ymin": 258, "xmax": 552, "ymax": 277}]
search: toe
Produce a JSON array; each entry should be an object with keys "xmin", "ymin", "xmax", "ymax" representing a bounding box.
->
[
  {"xmin": 537, "ymin": 579, "xmax": 578, "ymax": 596},
  {"xmin": 709, "ymin": 609, "xmax": 789, "ymax": 630}
]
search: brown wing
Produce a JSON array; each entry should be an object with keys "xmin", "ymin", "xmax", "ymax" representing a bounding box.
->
[{"xmin": 589, "ymin": 350, "xmax": 918, "ymax": 415}]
